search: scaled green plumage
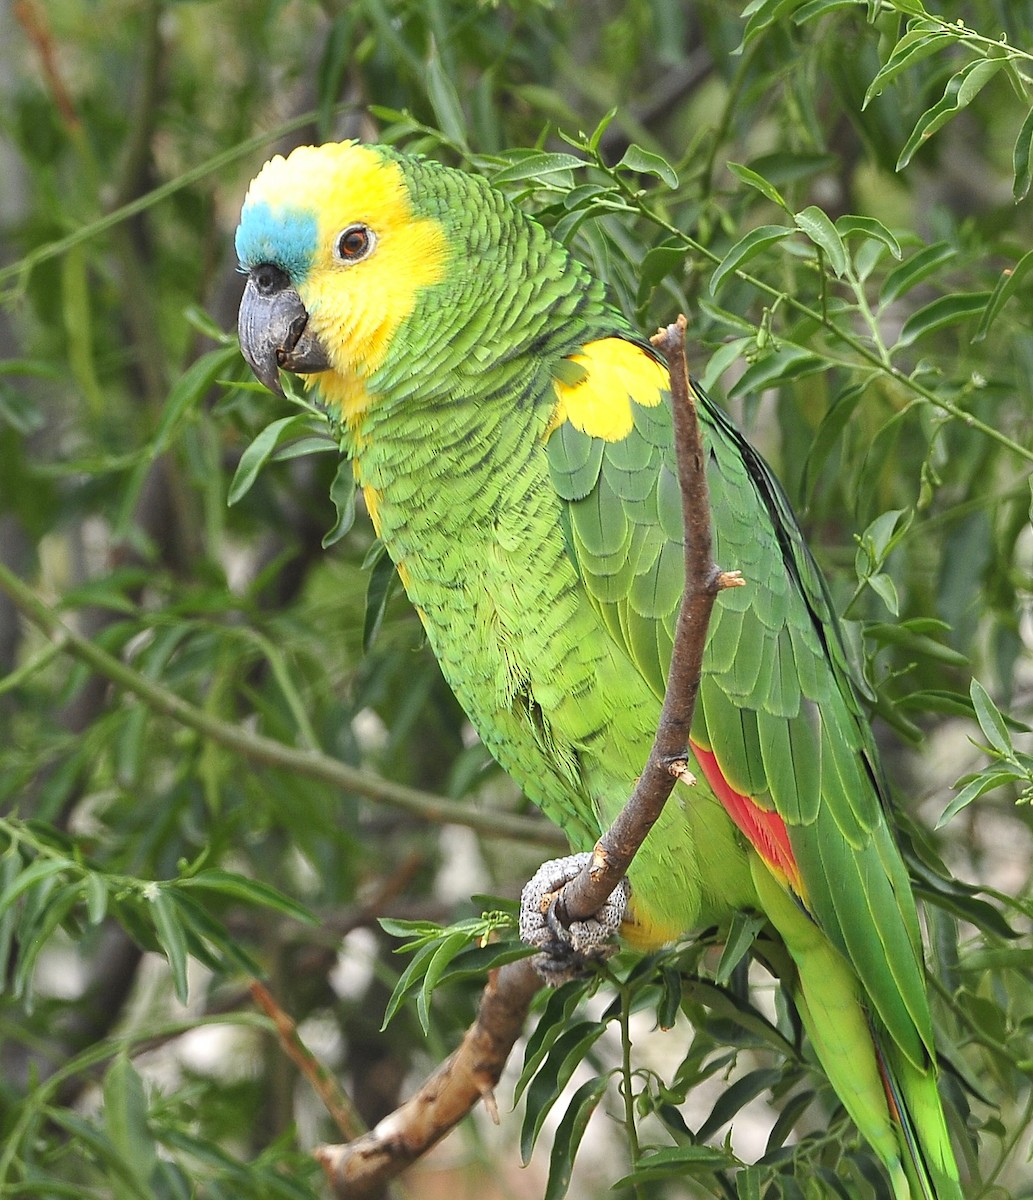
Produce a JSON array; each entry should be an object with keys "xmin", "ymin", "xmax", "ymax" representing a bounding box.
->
[{"xmin": 235, "ymin": 141, "xmax": 963, "ymax": 1199}]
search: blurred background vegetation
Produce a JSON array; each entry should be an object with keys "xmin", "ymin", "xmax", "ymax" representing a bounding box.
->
[{"xmin": 1, "ymin": 0, "xmax": 1032, "ymax": 1197}]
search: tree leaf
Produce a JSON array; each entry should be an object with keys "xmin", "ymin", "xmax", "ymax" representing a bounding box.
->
[
  {"xmin": 616, "ymin": 144, "xmax": 678, "ymax": 189},
  {"xmin": 972, "ymin": 247, "xmax": 1033, "ymax": 341},
  {"xmin": 863, "ymin": 28, "xmax": 953, "ymax": 109},
  {"xmin": 897, "ymin": 57, "xmax": 1006, "ymax": 171},
  {"xmin": 492, "ymin": 152, "xmax": 585, "ymax": 186},
  {"xmin": 937, "ymin": 770, "xmax": 1016, "ymax": 828},
  {"xmin": 228, "ymin": 414, "xmax": 308, "ymax": 505},
  {"xmin": 1012, "ymin": 105, "xmax": 1033, "ymax": 200},
  {"xmin": 149, "ymin": 889, "xmax": 190, "ymax": 1004},
  {"xmin": 727, "ymin": 162, "xmax": 788, "ymax": 211},
  {"xmin": 710, "ymin": 225, "xmax": 791, "ymax": 295},
  {"xmin": 544, "ymin": 1076, "xmax": 608, "ymax": 1200},
  {"xmin": 895, "ymin": 291, "xmax": 991, "ymax": 349},
  {"xmin": 426, "ymin": 40, "xmax": 468, "ymax": 149},
  {"xmin": 970, "ymin": 679, "xmax": 1014, "ymax": 758},
  {"xmin": 323, "ymin": 457, "xmax": 357, "ymax": 547},
  {"xmin": 520, "ymin": 1020, "xmax": 605, "ymax": 1163},
  {"xmin": 880, "ymin": 241, "xmax": 955, "ymax": 306},
  {"xmin": 794, "ymin": 205, "xmax": 848, "ymax": 277}
]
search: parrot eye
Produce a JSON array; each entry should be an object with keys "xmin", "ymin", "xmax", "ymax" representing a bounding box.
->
[{"xmin": 334, "ymin": 224, "xmax": 376, "ymax": 263}]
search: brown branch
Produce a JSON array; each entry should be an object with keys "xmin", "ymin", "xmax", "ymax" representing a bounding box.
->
[
  {"xmin": 13, "ymin": 0, "xmax": 81, "ymax": 132},
  {"xmin": 312, "ymin": 316, "xmax": 740, "ymax": 1197}
]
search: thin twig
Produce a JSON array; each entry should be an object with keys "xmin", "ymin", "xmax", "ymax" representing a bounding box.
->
[
  {"xmin": 250, "ymin": 981, "xmax": 367, "ymax": 1142},
  {"xmin": 315, "ymin": 316, "xmax": 739, "ymax": 1197}
]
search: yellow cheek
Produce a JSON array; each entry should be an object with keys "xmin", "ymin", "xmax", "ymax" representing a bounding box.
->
[{"xmin": 300, "ymin": 148, "xmax": 449, "ymax": 417}]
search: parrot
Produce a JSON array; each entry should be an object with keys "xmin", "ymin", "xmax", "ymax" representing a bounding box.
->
[{"xmin": 234, "ymin": 140, "xmax": 962, "ymax": 1199}]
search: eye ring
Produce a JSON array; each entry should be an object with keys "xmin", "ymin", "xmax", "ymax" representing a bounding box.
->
[{"xmin": 333, "ymin": 223, "xmax": 376, "ymax": 263}]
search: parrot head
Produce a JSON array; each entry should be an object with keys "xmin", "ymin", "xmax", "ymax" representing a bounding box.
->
[{"xmin": 234, "ymin": 141, "xmax": 463, "ymax": 409}]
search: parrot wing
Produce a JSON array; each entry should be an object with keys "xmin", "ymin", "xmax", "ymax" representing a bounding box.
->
[{"xmin": 544, "ymin": 334, "xmax": 935, "ymax": 1074}]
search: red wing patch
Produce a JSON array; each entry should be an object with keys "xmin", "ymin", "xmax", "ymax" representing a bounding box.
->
[{"xmin": 690, "ymin": 739, "xmax": 806, "ymax": 901}]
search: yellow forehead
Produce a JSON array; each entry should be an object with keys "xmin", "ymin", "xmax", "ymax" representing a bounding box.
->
[{"xmin": 245, "ymin": 141, "xmax": 448, "ymax": 412}]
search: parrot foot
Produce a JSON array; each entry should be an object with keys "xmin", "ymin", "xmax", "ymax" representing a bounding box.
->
[{"xmin": 518, "ymin": 853, "xmax": 628, "ymax": 985}]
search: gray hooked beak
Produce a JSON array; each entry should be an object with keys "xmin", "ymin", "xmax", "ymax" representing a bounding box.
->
[{"xmin": 238, "ymin": 264, "xmax": 331, "ymax": 396}]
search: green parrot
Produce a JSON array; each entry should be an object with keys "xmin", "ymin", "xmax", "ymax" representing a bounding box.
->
[{"xmin": 234, "ymin": 141, "xmax": 962, "ymax": 1198}]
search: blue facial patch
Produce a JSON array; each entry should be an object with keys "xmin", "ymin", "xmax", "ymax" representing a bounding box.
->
[{"xmin": 235, "ymin": 201, "xmax": 319, "ymax": 280}]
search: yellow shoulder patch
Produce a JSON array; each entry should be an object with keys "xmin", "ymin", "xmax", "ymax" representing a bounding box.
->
[{"xmin": 548, "ymin": 338, "xmax": 668, "ymax": 442}]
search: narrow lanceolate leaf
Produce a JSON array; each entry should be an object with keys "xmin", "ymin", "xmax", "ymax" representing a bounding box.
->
[
  {"xmin": 0, "ymin": 857, "xmax": 74, "ymax": 917},
  {"xmin": 973, "ymin": 248, "xmax": 1033, "ymax": 341},
  {"xmin": 426, "ymin": 41, "xmax": 467, "ymax": 149},
  {"xmin": 616, "ymin": 144, "xmax": 678, "ymax": 189},
  {"xmin": 520, "ymin": 1020, "xmax": 606, "ymax": 1163},
  {"xmin": 228, "ymin": 414, "xmax": 309, "ymax": 505},
  {"xmin": 895, "ymin": 291, "xmax": 990, "ymax": 349},
  {"xmin": 544, "ymin": 1076, "xmax": 609, "ymax": 1200},
  {"xmin": 880, "ymin": 241, "xmax": 955, "ymax": 307},
  {"xmin": 492, "ymin": 153, "xmax": 586, "ymax": 186},
  {"xmin": 710, "ymin": 225, "xmax": 791, "ymax": 295},
  {"xmin": 937, "ymin": 770, "xmax": 1016, "ymax": 828},
  {"xmin": 149, "ymin": 888, "xmax": 190, "ymax": 1004},
  {"xmin": 970, "ymin": 679, "xmax": 1014, "ymax": 758},
  {"xmin": 178, "ymin": 869, "xmax": 316, "ymax": 923},
  {"xmin": 323, "ymin": 457, "xmax": 357, "ymax": 547},
  {"xmin": 103, "ymin": 1054, "xmax": 158, "ymax": 1200},
  {"xmin": 1013, "ymin": 106, "xmax": 1033, "ymax": 200},
  {"xmin": 795, "ymin": 206, "xmax": 848, "ymax": 277},
  {"xmin": 863, "ymin": 28, "xmax": 953, "ymax": 108},
  {"xmin": 726, "ymin": 162, "xmax": 789, "ymax": 211},
  {"xmin": 835, "ymin": 215, "xmax": 902, "ymax": 261},
  {"xmin": 896, "ymin": 56, "xmax": 1006, "ymax": 170}
]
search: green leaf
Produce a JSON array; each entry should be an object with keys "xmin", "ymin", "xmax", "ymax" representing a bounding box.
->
[
  {"xmin": 323, "ymin": 457, "xmax": 357, "ymax": 547},
  {"xmin": 85, "ymin": 872, "xmax": 109, "ymax": 925},
  {"xmin": 426, "ymin": 41, "xmax": 467, "ymax": 149},
  {"xmin": 417, "ymin": 928, "xmax": 475, "ymax": 1033},
  {"xmin": 614, "ymin": 1144, "xmax": 733, "ymax": 1185},
  {"xmin": 972, "ymin": 248, "xmax": 1033, "ymax": 341},
  {"xmin": 794, "ymin": 205, "xmax": 848, "ymax": 277},
  {"xmin": 970, "ymin": 679, "xmax": 1014, "ymax": 758},
  {"xmin": 937, "ymin": 770, "xmax": 1016, "ymax": 828},
  {"xmin": 726, "ymin": 162, "xmax": 788, "ymax": 211},
  {"xmin": 544, "ymin": 1076, "xmax": 608, "ymax": 1200},
  {"xmin": 516, "ymin": 981, "xmax": 589, "ymax": 1101},
  {"xmin": 228, "ymin": 414, "xmax": 308, "ymax": 505},
  {"xmin": 363, "ymin": 547, "xmax": 401, "ymax": 652},
  {"xmin": 897, "ymin": 57, "xmax": 1006, "ymax": 171},
  {"xmin": 149, "ymin": 889, "xmax": 190, "ymax": 1004},
  {"xmin": 710, "ymin": 225, "xmax": 790, "ymax": 295},
  {"xmin": 152, "ymin": 346, "xmax": 240, "ymax": 459},
  {"xmin": 103, "ymin": 1054, "xmax": 158, "ymax": 1200},
  {"xmin": 863, "ymin": 28, "xmax": 953, "ymax": 109},
  {"xmin": 880, "ymin": 241, "xmax": 955, "ymax": 306},
  {"xmin": 0, "ymin": 856, "xmax": 75, "ymax": 918},
  {"xmin": 728, "ymin": 344, "xmax": 827, "ymax": 397},
  {"xmin": 895, "ymin": 291, "xmax": 991, "ymax": 349},
  {"xmin": 178, "ymin": 869, "xmax": 316, "ymax": 923},
  {"xmin": 835, "ymin": 214, "xmax": 902, "ymax": 260},
  {"xmin": 616, "ymin": 144, "xmax": 678, "ymax": 189},
  {"xmin": 695, "ymin": 1068, "xmax": 781, "ymax": 1140},
  {"xmin": 714, "ymin": 911, "xmax": 765, "ymax": 985},
  {"xmin": 520, "ymin": 1020, "xmax": 606, "ymax": 1163},
  {"xmin": 1012, "ymin": 105, "xmax": 1033, "ymax": 201},
  {"xmin": 492, "ymin": 152, "xmax": 586, "ymax": 185}
]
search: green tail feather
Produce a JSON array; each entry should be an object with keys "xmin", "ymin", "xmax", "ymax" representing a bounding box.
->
[{"xmin": 877, "ymin": 1039, "xmax": 964, "ymax": 1200}]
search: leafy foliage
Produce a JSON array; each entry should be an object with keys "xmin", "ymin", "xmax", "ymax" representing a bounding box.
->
[{"xmin": 1, "ymin": 0, "xmax": 1033, "ymax": 1197}]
